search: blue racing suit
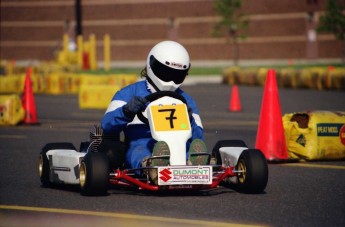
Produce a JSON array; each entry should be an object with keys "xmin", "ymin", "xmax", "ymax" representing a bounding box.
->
[{"xmin": 101, "ymin": 80, "xmax": 204, "ymax": 169}]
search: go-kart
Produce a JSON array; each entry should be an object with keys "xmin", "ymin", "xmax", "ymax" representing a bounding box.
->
[{"xmin": 39, "ymin": 91, "xmax": 268, "ymax": 195}]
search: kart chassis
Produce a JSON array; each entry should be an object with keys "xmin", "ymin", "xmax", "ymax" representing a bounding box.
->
[{"xmin": 39, "ymin": 92, "xmax": 268, "ymax": 195}]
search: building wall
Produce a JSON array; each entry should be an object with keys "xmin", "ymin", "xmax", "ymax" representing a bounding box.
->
[{"xmin": 0, "ymin": 0, "xmax": 342, "ymax": 63}]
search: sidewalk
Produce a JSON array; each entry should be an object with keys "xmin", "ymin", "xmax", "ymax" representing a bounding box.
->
[{"xmin": 183, "ymin": 75, "xmax": 222, "ymax": 85}]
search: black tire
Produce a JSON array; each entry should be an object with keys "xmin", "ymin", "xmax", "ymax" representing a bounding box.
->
[
  {"xmin": 98, "ymin": 139, "xmax": 126, "ymax": 170},
  {"xmin": 235, "ymin": 149, "xmax": 268, "ymax": 194},
  {"xmin": 80, "ymin": 152, "xmax": 109, "ymax": 196},
  {"xmin": 212, "ymin": 140, "xmax": 247, "ymax": 165},
  {"xmin": 39, "ymin": 142, "xmax": 76, "ymax": 187}
]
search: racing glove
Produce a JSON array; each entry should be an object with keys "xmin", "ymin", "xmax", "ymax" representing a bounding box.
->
[{"xmin": 123, "ymin": 96, "xmax": 147, "ymax": 120}]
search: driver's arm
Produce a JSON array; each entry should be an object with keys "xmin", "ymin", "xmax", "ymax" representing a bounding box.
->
[
  {"xmin": 184, "ymin": 96, "xmax": 204, "ymax": 141},
  {"xmin": 101, "ymin": 90, "xmax": 135, "ymax": 134}
]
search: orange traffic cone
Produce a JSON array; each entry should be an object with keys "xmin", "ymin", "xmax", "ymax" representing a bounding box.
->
[
  {"xmin": 255, "ymin": 69, "xmax": 288, "ymax": 161},
  {"xmin": 22, "ymin": 67, "xmax": 38, "ymax": 124},
  {"xmin": 229, "ymin": 85, "xmax": 242, "ymax": 112}
]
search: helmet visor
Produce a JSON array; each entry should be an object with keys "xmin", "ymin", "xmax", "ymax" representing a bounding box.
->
[{"xmin": 149, "ymin": 55, "xmax": 189, "ymax": 84}]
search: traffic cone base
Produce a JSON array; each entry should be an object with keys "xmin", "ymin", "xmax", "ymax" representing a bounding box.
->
[
  {"xmin": 255, "ymin": 69, "xmax": 288, "ymax": 161},
  {"xmin": 229, "ymin": 85, "xmax": 242, "ymax": 112},
  {"xmin": 22, "ymin": 67, "xmax": 39, "ymax": 125}
]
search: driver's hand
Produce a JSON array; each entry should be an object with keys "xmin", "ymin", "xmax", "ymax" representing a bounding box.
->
[{"xmin": 123, "ymin": 96, "xmax": 147, "ymax": 120}]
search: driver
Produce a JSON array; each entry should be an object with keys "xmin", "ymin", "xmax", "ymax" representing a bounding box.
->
[{"xmin": 101, "ymin": 41, "xmax": 208, "ymax": 181}]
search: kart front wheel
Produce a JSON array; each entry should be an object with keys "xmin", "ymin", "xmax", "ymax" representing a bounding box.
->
[
  {"xmin": 80, "ymin": 152, "xmax": 109, "ymax": 196},
  {"xmin": 235, "ymin": 149, "xmax": 268, "ymax": 194}
]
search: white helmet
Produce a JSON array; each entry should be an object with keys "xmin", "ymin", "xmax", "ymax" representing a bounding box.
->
[{"xmin": 146, "ymin": 41, "xmax": 190, "ymax": 91}]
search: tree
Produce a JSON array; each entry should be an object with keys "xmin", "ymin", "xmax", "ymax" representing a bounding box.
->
[
  {"xmin": 317, "ymin": 0, "xmax": 345, "ymax": 63},
  {"xmin": 213, "ymin": 0, "xmax": 249, "ymax": 66}
]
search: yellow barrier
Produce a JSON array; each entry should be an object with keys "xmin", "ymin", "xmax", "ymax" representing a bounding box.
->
[
  {"xmin": 45, "ymin": 74, "xmax": 65, "ymax": 95},
  {"xmin": 79, "ymin": 84, "xmax": 120, "ymax": 109},
  {"xmin": 330, "ymin": 68, "xmax": 345, "ymax": 90},
  {"xmin": 238, "ymin": 68, "xmax": 258, "ymax": 86},
  {"xmin": 77, "ymin": 35, "xmax": 83, "ymax": 69},
  {"xmin": 5, "ymin": 60, "xmax": 15, "ymax": 75},
  {"xmin": 77, "ymin": 73, "xmax": 137, "ymax": 109},
  {"xmin": 79, "ymin": 74, "xmax": 109, "ymax": 85},
  {"xmin": 0, "ymin": 75, "xmax": 24, "ymax": 93},
  {"xmin": 1, "ymin": 74, "xmax": 47, "ymax": 94},
  {"xmin": 89, "ymin": 34, "xmax": 97, "ymax": 70},
  {"xmin": 31, "ymin": 74, "xmax": 46, "ymax": 94},
  {"xmin": 278, "ymin": 68, "xmax": 299, "ymax": 88},
  {"xmin": 104, "ymin": 34, "xmax": 111, "ymax": 71},
  {"xmin": 109, "ymin": 74, "xmax": 138, "ymax": 87},
  {"xmin": 283, "ymin": 111, "xmax": 345, "ymax": 160},
  {"xmin": 0, "ymin": 95, "xmax": 25, "ymax": 125},
  {"xmin": 222, "ymin": 66, "xmax": 345, "ymax": 90},
  {"xmin": 257, "ymin": 68, "xmax": 269, "ymax": 86},
  {"xmin": 222, "ymin": 67, "xmax": 239, "ymax": 85},
  {"xmin": 310, "ymin": 67, "xmax": 327, "ymax": 90},
  {"xmin": 64, "ymin": 73, "xmax": 80, "ymax": 94},
  {"xmin": 0, "ymin": 71, "xmax": 137, "ymax": 96}
]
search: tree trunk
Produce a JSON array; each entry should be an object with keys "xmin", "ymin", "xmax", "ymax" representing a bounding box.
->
[
  {"xmin": 342, "ymin": 40, "xmax": 345, "ymax": 64},
  {"xmin": 231, "ymin": 36, "xmax": 239, "ymax": 66}
]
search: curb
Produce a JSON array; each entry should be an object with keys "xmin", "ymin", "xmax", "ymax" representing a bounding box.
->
[{"xmin": 183, "ymin": 75, "xmax": 222, "ymax": 85}]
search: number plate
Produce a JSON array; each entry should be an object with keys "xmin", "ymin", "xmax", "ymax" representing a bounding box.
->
[
  {"xmin": 157, "ymin": 166, "xmax": 212, "ymax": 185},
  {"xmin": 150, "ymin": 104, "xmax": 190, "ymax": 131}
]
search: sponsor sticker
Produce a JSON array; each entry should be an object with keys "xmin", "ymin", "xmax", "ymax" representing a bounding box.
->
[
  {"xmin": 317, "ymin": 123, "xmax": 343, "ymax": 136},
  {"xmin": 157, "ymin": 166, "xmax": 212, "ymax": 185},
  {"xmin": 317, "ymin": 123, "xmax": 345, "ymax": 146}
]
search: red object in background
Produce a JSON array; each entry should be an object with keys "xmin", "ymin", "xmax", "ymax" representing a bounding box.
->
[
  {"xmin": 229, "ymin": 85, "xmax": 242, "ymax": 112},
  {"xmin": 82, "ymin": 52, "xmax": 90, "ymax": 70},
  {"xmin": 22, "ymin": 67, "xmax": 38, "ymax": 124},
  {"xmin": 255, "ymin": 69, "xmax": 288, "ymax": 161}
]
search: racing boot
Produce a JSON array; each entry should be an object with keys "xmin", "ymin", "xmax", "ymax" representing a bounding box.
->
[
  {"xmin": 148, "ymin": 141, "xmax": 170, "ymax": 185},
  {"xmin": 188, "ymin": 139, "xmax": 210, "ymax": 165}
]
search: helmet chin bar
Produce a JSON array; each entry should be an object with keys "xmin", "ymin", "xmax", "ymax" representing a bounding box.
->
[{"xmin": 147, "ymin": 68, "xmax": 181, "ymax": 92}]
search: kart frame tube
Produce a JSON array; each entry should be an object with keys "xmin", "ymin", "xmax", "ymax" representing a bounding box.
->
[{"xmin": 108, "ymin": 166, "xmax": 237, "ymax": 191}]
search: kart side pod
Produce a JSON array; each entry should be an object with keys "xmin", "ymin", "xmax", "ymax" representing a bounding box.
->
[
  {"xmin": 39, "ymin": 142, "xmax": 85, "ymax": 186},
  {"xmin": 219, "ymin": 147, "xmax": 248, "ymax": 167},
  {"xmin": 45, "ymin": 149, "xmax": 85, "ymax": 184}
]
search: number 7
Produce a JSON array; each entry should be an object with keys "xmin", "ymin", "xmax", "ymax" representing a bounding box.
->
[{"xmin": 158, "ymin": 109, "xmax": 177, "ymax": 128}]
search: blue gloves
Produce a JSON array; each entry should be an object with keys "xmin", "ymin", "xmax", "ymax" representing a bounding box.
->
[{"xmin": 123, "ymin": 96, "xmax": 147, "ymax": 120}]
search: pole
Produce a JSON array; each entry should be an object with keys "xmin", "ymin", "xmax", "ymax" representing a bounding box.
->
[
  {"xmin": 104, "ymin": 34, "xmax": 110, "ymax": 71},
  {"xmin": 75, "ymin": 0, "xmax": 82, "ymax": 36}
]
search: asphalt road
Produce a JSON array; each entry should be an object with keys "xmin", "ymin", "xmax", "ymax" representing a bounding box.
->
[{"xmin": 1, "ymin": 83, "xmax": 345, "ymax": 227}]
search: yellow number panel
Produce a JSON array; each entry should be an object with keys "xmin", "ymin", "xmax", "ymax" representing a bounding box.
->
[{"xmin": 151, "ymin": 104, "xmax": 190, "ymax": 131}]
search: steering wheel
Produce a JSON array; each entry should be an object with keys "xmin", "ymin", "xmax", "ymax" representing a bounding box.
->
[{"xmin": 137, "ymin": 91, "xmax": 187, "ymax": 125}]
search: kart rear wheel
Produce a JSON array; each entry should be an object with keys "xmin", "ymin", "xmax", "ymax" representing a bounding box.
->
[
  {"xmin": 39, "ymin": 153, "xmax": 50, "ymax": 187},
  {"xmin": 98, "ymin": 139, "xmax": 126, "ymax": 170},
  {"xmin": 80, "ymin": 152, "xmax": 109, "ymax": 196},
  {"xmin": 39, "ymin": 142, "xmax": 76, "ymax": 187},
  {"xmin": 212, "ymin": 140, "xmax": 247, "ymax": 165},
  {"xmin": 235, "ymin": 149, "xmax": 268, "ymax": 194}
]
